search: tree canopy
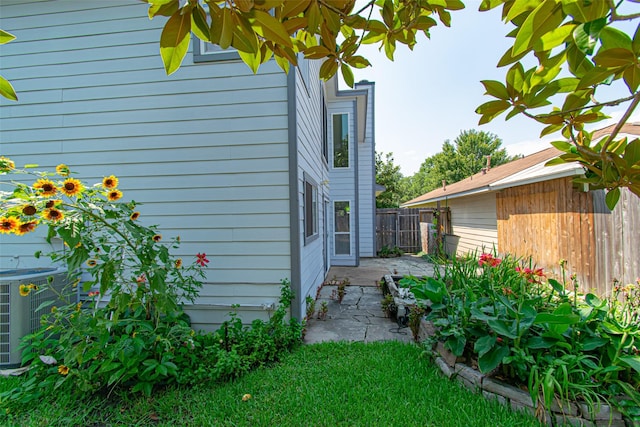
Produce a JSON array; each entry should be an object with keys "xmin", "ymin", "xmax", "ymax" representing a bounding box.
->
[
  {"xmin": 405, "ymin": 129, "xmax": 515, "ymax": 200},
  {"xmin": 1, "ymin": 0, "xmax": 639, "ymax": 207},
  {"xmin": 375, "ymin": 152, "xmax": 406, "ymax": 208}
]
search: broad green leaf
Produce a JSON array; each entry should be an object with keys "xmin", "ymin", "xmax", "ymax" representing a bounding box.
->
[
  {"xmin": 566, "ymin": 42, "xmax": 594, "ymax": 77},
  {"xmin": 512, "ymin": 0, "xmax": 563, "ymax": 57},
  {"xmin": 478, "ymin": 344, "xmax": 510, "ymax": 373},
  {"xmin": 481, "ymin": 80, "xmax": 510, "ymax": 100},
  {"xmin": 191, "ymin": 4, "xmax": 210, "ymax": 42},
  {"xmin": 633, "ymin": 22, "xmax": 640, "ymax": 54},
  {"xmin": 623, "ymin": 64, "xmax": 640, "ymax": 92},
  {"xmin": 506, "ymin": 62, "xmax": 525, "ymax": 92},
  {"xmin": 581, "ymin": 336, "xmax": 607, "ymax": 351},
  {"xmin": 577, "ymin": 66, "xmax": 616, "ymax": 89},
  {"xmin": 148, "ymin": 0, "xmax": 179, "ymax": 19},
  {"xmin": 585, "ymin": 293, "xmax": 604, "ymax": 308},
  {"xmin": 238, "ymin": 50, "xmax": 261, "ymax": 74},
  {"xmin": 160, "ymin": 8, "xmax": 192, "ymax": 75},
  {"xmin": 319, "ymin": 58, "xmax": 338, "ymax": 80},
  {"xmin": 535, "ymin": 24, "xmax": 574, "ymax": 52},
  {"xmin": 526, "ymin": 336, "xmax": 556, "ymax": 349},
  {"xmin": 599, "ymin": 26, "xmax": 633, "ymax": 51},
  {"xmin": 445, "ymin": 335, "xmax": 466, "ymax": 356},
  {"xmin": 282, "ymin": 0, "xmax": 310, "ymax": 18},
  {"xmin": 307, "ymin": 0, "xmax": 321, "ymax": 34},
  {"xmin": 474, "ymin": 334, "xmax": 497, "ymax": 357},
  {"xmin": 341, "ymin": 63, "xmax": 354, "ymax": 88},
  {"xmin": 383, "ymin": 36, "xmax": 396, "ymax": 60},
  {"xmin": 551, "ymin": 140, "xmax": 572, "ymax": 151},
  {"xmin": 594, "ymin": 47, "xmax": 636, "ymax": 68},
  {"xmin": 562, "ymin": 0, "xmax": 608, "ymax": 23},
  {"xmin": 232, "ymin": 14, "xmax": 259, "ymax": 54},
  {"xmin": 619, "ymin": 356, "xmax": 640, "ymax": 375},
  {"xmin": 487, "ymin": 319, "xmax": 518, "ymax": 339},
  {"xmin": 304, "ymin": 45, "xmax": 332, "ymax": 59},
  {"xmin": 219, "ymin": 7, "xmax": 233, "ymax": 49},
  {"xmin": 605, "ymin": 187, "xmax": 621, "ymax": 210},
  {"xmin": 573, "ymin": 18, "xmax": 606, "ymax": 55},
  {"xmin": 345, "ymin": 55, "xmax": 371, "ymax": 69},
  {"xmin": 624, "ymin": 139, "xmax": 640, "ymax": 167},
  {"xmin": 251, "ymin": 10, "xmax": 293, "ymax": 48},
  {"xmin": 540, "ymin": 123, "xmax": 564, "ymax": 137},
  {"xmin": 0, "ymin": 75, "xmax": 18, "ymax": 101},
  {"xmin": 0, "ymin": 29, "xmax": 16, "ymax": 44},
  {"xmin": 505, "ymin": 0, "xmax": 539, "ymax": 22}
]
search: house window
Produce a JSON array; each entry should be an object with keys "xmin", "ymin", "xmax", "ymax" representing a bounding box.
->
[
  {"xmin": 322, "ymin": 100, "xmax": 328, "ymax": 163},
  {"xmin": 304, "ymin": 177, "xmax": 318, "ymax": 243},
  {"xmin": 332, "ymin": 113, "xmax": 349, "ymax": 168},
  {"xmin": 334, "ymin": 201, "xmax": 350, "ymax": 255},
  {"xmin": 193, "ymin": 39, "xmax": 240, "ymax": 62}
]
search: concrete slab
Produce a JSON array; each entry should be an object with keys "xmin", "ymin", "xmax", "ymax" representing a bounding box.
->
[{"xmin": 304, "ymin": 255, "xmax": 436, "ymax": 344}]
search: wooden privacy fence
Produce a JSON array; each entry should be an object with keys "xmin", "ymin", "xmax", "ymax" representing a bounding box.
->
[{"xmin": 376, "ymin": 208, "xmax": 451, "ymax": 254}]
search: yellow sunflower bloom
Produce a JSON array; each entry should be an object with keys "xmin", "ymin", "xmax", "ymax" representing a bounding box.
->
[
  {"xmin": 56, "ymin": 164, "xmax": 70, "ymax": 176},
  {"xmin": 44, "ymin": 199, "xmax": 62, "ymax": 209},
  {"xmin": 43, "ymin": 208, "xmax": 64, "ymax": 222},
  {"xmin": 175, "ymin": 258, "xmax": 183, "ymax": 268},
  {"xmin": 102, "ymin": 175, "xmax": 119, "ymax": 189},
  {"xmin": 21, "ymin": 204, "xmax": 37, "ymax": 216},
  {"xmin": 61, "ymin": 178, "xmax": 84, "ymax": 197},
  {"xmin": 152, "ymin": 234, "xmax": 162, "ymax": 242},
  {"xmin": 107, "ymin": 189, "xmax": 123, "ymax": 201},
  {"xmin": 86, "ymin": 259, "xmax": 97, "ymax": 267},
  {"xmin": 14, "ymin": 221, "xmax": 38, "ymax": 236},
  {"xmin": 0, "ymin": 156, "xmax": 15, "ymax": 172},
  {"xmin": 33, "ymin": 179, "xmax": 58, "ymax": 197},
  {"xmin": 19, "ymin": 284, "xmax": 30, "ymax": 297},
  {"xmin": 130, "ymin": 211, "xmax": 140, "ymax": 221},
  {"xmin": 57, "ymin": 365, "xmax": 69, "ymax": 375},
  {"xmin": 0, "ymin": 217, "xmax": 18, "ymax": 234}
]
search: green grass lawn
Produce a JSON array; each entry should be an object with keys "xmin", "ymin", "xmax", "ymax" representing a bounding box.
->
[{"xmin": 0, "ymin": 341, "xmax": 541, "ymax": 426}]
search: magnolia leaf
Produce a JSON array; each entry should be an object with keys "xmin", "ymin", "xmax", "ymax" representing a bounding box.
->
[
  {"xmin": 599, "ymin": 26, "xmax": 633, "ymax": 51},
  {"xmin": 497, "ymin": 45, "xmax": 528, "ymax": 68},
  {"xmin": 605, "ymin": 187, "xmax": 621, "ymax": 210},
  {"xmin": 512, "ymin": 0, "xmax": 563, "ymax": 57},
  {"xmin": 321, "ymin": 4, "xmax": 341, "ymax": 34},
  {"xmin": 0, "ymin": 29, "xmax": 16, "ymax": 45},
  {"xmin": 345, "ymin": 55, "xmax": 371, "ymax": 69},
  {"xmin": 594, "ymin": 47, "xmax": 636, "ymax": 68},
  {"xmin": 624, "ymin": 139, "xmax": 640, "ymax": 167},
  {"xmin": 634, "ymin": 21, "xmax": 640, "ymax": 54},
  {"xmin": 481, "ymin": 80, "xmax": 510, "ymax": 100},
  {"xmin": 623, "ymin": 65, "xmax": 640, "ymax": 92},
  {"xmin": 238, "ymin": 49, "xmax": 262, "ymax": 74},
  {"xmin": 251, "ymin": 10, "xmax": 293, "ymax": 48},
  {"xmin": 545, "ymin": 156, "xmax": 569, "ymax": 166},
  {"xmin": 475, "ymin": 99, "xmax": 510, "ymax": 116},
  {"xmin": 274, "ymin": 52, "xmax": 290, "ymax": 74},
  {"xmin": 160, "ymin": 8, "xmax": 192, "ymax": 75},
  {"xmin": 191, "ymin": 5, "xmax": 210, "ymax": 42},
  {"xmin": 320, "ymin": 22, "xmax": 337, "ymax": 52},
  {"xmin": 0, "ymin": 75, "xmax": 18, "ymax": 101},
  {"xmin": 232, "ymin": 14, "xmax": 259, "ymax": 53},
  {"xmin": 307, "ymin": 0, "xmax": 321, "ymax": 34},
  {"xmin": 573, "ymin": 18, "xmax": 606, "ymax": 55},
  {"xmin": 562, "ymin": 0, "xmax": 608, "ymax": 23},
  {"xmin": 383, "ymin": 36, "xmax": 396, "ymax": 60},
  {"xmin": 341, "ymin": 63, "xmax": 354, "ymax": 88},
  {"xmin": 319, "ymin": 58, "xmax": 338, "ymax": 80},
  {"xmin": 577, "ymin": 66, "xmax": 616, "ymax": 89},
  {"xmin": 148, "ymin": 0, "xmax": 179, "ymax": 19},
  {"xmin": 551, "ymin": 140, "xmax": 573, "ymax": 151},
  {"xmin": 506, "ymin": 62, "xmax": 525, "ymax": 92},
  {"xmin": 304, "ymin": 46, "xmax": 331, "ymax": 59},
  {"xmin": 540, "ymin": 123, "xmax": 564, "ymax": 137},
  {"xmin": 219, "ymin": 8, "xmax": 234, "ymax": 50},
  {"xmin": 535, "ymin": 24, "xmax": 574, "ymax": 52},
  {"xmin": 235, "ymin": 0, "xmax": 254, "ymax": 13},
  {"xmin": 282, "ymin": 0, "xmax": 310, "ymax": 18},
  {"xmin": 566, "ymin": 43, "xmax": 595, "ymax": 78},
  {"xmin": 505, "ymin": 0, "xmax": 539, "ymax": 22}
]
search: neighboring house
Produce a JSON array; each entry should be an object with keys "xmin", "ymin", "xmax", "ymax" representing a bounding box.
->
[
  {"xmin": 402, "ymin": 125, "xmax": 640, "ymax": 297},
  {"xmin": 0, "ymin": 1, "xmax": 376, "ymax": 328}
]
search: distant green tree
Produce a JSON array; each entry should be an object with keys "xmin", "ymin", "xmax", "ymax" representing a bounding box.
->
[
  {"xmin": 406, "ymin": 129, "xmax": 516, "ymax": 199},
  {"xmin": 375, "ymin": 152, "xmax": 407, "ymax": 208}
]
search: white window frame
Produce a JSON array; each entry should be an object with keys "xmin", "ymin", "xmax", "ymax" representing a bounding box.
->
[
  {"xmin": 331, "ymin": 113, "xmax": 350, "ymax": 169},
  {"xmin": 333, "ymin": 200, "xmax": 351, "ymax": 256},
  {"xmin": 304, "ymin": 175, "xmax": 319, "ymax": 244}
]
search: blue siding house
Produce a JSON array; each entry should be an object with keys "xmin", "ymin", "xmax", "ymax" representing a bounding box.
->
[{"xmin": 0, "ymin": 0, "xmax": 376, "ymax": 327}]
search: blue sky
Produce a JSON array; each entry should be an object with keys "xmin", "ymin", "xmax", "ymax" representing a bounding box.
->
[{"xmin": 343, "ymin": 5, "xmax": 639, "ymax": 175}]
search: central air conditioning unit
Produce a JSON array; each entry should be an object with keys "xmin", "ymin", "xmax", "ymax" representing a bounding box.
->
[{"xmin": 0, "ymin": 267, "xmax": 72, "ymax": 367}]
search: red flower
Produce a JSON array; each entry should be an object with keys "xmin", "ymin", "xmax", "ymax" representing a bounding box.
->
[
  {"xmin": 479, "ymin": 253, "xmax": 502, "ymax": 268},
  {"xmin": 196, "ymin": 253, "xmax": 209, "ymax": 267}
]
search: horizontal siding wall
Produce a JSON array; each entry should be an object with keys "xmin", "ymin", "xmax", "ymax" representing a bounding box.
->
[
  {"xmin": 448, "ymin": 193, "xmax": 498, "ymax": 256},
  {"xmin": 0, "ymin": 1, "xmax": 291, "ymax": 329},
  {"xmin": 356, "ymin": 82, "xmax": 375, "ymax": 257},
  {"xmin": 295, "ymin": 58, "xmax": 327, "ymax": 318}
]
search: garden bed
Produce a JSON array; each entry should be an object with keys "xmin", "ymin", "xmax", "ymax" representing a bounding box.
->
[{"xmin": 382, "ymin": 269, "xmax": 638, "ymax": 427}]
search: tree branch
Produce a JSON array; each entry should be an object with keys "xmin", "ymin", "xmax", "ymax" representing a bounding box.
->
[{"xmin": 601, "ymin": 91, "xmax": 640, "ymax": 154}]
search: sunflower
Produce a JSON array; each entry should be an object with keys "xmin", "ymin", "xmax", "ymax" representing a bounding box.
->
[
  {"xmin": 61, "ymin": 178, "xmax": 84, "ymax": 197},
  {"xmin": 33, "ymin": 179, "xmax": 58, "ymax": 197},
  {"xmin": 19, "ymin": 284, "xmax": 30, "ymax": 297},
  {"xmin": 0, "ymin": 217, "xmax": 18, "ymax": 234},
  {"xmin": 152, "ymin": 234, "xmax": 162, "ymax": 242},
  {"xmin": 43, "ymin": 208, "xmax": 64, "ymax": 222},
  {"xmin": 21, "ymin": 204, "xmax": 37, "ymax": 216},
  {"xmin": 57, "ymin": 365, "xmax": 69, "ymax": 375},
  {"xmin": 56, "ymin": 164, "xmax": 70, "ymax": 176},
  {"xmin": 15, "ymin": 221, "xmax": 38, "ymax": 236},
  {"xmin": 107, "ymin": 189, "xmax": 123, "ymax": 201},
  {"xmin": 130, "ymin": 211, "xmax": 140, "ymax": 221},
  {"xmin": 44, "ymin": 199, "xmax": 62, "ymax": 209},
  {"xmin": 102, "ymin": 175, "xmax": 119, "ymax": 189},
  {"xmin": 86, "ymin": 259, "xmax": 97, "ymax": 267},
  {"xmin": 0, "ymin": 156, "xmax": 15, "ymax": 172},
  {"xmin": 175, "ymin": 258, "xmax": 183, "ymax": 268}
]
